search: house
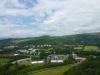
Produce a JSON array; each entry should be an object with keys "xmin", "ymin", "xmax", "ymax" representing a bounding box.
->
[
  {"xmin": 31, "ymin": 60, "xmax": 44, "ymax": 64},
  {"xmin": 72, "ymin": 52, "xmax": 86, "ymax": 62},
  {"xmin": 28, "ymin": 48, "xmax": 40, "ymax": 55},
  {"xmin": 47, "ymin": 54, "xmax": 67, "ymax": 63},
  {"xmin": 12, "ymin": 58, "xmax": 31, "ymax": 64},
  {"xmin": 14, "ymin": 54, "xmax": 19, "ymax": 56},
  {"xmin": 17, "ymin": 49, "xmax": 29, "ymax": 53}
]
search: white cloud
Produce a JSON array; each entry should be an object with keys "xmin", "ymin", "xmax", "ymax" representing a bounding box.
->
[{"xmin": 0, "ymin": 0, "xmax": 100, "ymax": 38}]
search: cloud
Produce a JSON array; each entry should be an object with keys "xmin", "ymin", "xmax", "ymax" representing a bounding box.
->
[
  {"xmin": 0, "ymin": 0, "xmax": 100, "ymax": 38},
  {"xmin": 0, "ymin": 0, "xmax": 37, "ymax": 9}
]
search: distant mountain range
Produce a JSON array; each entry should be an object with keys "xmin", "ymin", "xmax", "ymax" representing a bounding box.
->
[{"xmin": 0, "ymin": 32, "xmax": 100, "ymax": 47}]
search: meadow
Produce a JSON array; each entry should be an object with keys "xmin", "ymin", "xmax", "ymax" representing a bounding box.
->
[{"xmin": 33, "ymin": 65, "xmax": 71, "ymax": 75}]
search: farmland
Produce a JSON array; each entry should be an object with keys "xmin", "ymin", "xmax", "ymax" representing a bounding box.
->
[
  {"xmin": 33, "ymin": 65, "xmax": 71, "ymax": 75},
  {"xmin": 0, "ymin": 32, "xmax": 100, "ymax": 75}
]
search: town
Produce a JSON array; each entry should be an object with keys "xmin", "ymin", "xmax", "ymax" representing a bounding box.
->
[{"xmin": 0, "ymin": 33, "xmax": 100, "ymax": 75}]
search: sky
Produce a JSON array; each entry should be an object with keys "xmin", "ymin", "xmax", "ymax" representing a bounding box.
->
[{"xmin": 0, "ymin": 0, "xmax": 100, "ymax": 38}]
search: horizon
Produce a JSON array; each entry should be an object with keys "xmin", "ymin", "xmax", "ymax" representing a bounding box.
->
[
  {"xmin": 0, "ymin": 31, "xmax": 99, "ymax": 39},
  {"xmin": 0, "ymin": 0, "xmax": 100, "ymax": 38}
]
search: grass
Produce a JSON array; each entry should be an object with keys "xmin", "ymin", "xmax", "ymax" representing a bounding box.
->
[
  {"xmin": 75, "ymin": 46, "xmax": 99, "ymax": 52},
  {"xmin": 33, "ymin": 65, "xmax": 71, "ymax": 75},
  {"xmin": 84, "ymin": 46, "xmax": 98, "ymax": 51},
  {"xmin": 0, "ymin": 58, "xmax": 12, "ymax": 66}
]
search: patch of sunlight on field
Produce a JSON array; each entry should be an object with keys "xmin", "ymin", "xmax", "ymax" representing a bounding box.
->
[
  {"xmin": 13, "ymin": 39, "xmax": 31, "ymax": 43},
  {"xmin": 33, "ymin": 65, "xmax": 70, "ymax": 75},
  {"xmin": 74, "ymin": 46, "xmax": 99, "ymax": 52},
  {"xmin": 84, "ymin": 46, "xmax": 98, "ymax": 51},
  {"xmin": 74, "ymin": 47, "xmax": 83, "ymax": 50}
]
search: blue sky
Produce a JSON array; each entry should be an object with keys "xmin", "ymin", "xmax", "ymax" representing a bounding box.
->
[{"xmin": 0, "ymin": 0, "xmax": 100, "ymax": 38}]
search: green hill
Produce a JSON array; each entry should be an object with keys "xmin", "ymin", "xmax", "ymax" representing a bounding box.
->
[
  {"xmin": 0, "ymin": 32, "xmax": 100, "ymax": 52},
  {"xmin": 0, "ymin": 32, "xmax": 100, "ymax": 45},
  {"xmin": 64, "ymin": 56, "xmax": 100, "ymax": 75}
]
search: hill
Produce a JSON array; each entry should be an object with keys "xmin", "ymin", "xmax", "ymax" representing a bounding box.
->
[
  {"xmin": 0, "ymin": 32, "xmax": 100, "ymax": 46},
  {"xmin": 0, "ymin": 32, "xmax": 100, "ymax": 53},
  {"xmin": 64, "ymin": 56, "xmax": 100, "ymax": 75}
]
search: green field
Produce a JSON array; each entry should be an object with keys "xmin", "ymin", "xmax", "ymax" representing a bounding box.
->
[
  {"xmin": 33, "ymin": 65, "xmax": 71, "ymax": 75},
  {"xmin": 0, "ymin": 57, "xmax": 12, "ymax": 66},
  {"xmin": 64, "ymin": 56, "xmax": 100, "ymax": 75},
  {"xmin": 75, "ymin": 46, "xmax": 99, "ymax": 52},
  {"xmin": 84, "ymin": 46, "xmax": 98, "ymax": 51}
]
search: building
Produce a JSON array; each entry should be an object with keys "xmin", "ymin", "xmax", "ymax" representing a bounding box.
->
[
  {"xmin": 12, "ymin": 58, "xmax": 31, "ymax": 64},
  {"xmin": 47, "ymin": 54, "xmax": 67, "ymax": 63}
]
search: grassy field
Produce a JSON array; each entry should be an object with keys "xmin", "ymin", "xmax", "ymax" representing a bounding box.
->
[
  {"xmin": 0, "ymin": 57, "xmax": 12, "ymax": 66},
  {"xmin": 33, "ymin": 65, "xmax": 71, "ymax": 75},
  {"xmin": 84, "ymin": 46, "xmax": 98, "ymax": 51},
  {"xmin": 75, "ymin": 46, "xmax": 99, "ymax": 52}
]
